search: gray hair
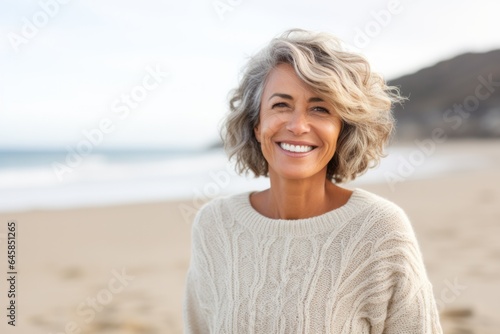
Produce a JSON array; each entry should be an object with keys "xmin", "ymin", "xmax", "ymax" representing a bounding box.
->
[{"xmin": 221, "ymin": 29, "xmax": 403, "ymax": 182}]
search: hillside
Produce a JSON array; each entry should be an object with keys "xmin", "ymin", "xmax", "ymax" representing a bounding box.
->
[{"xmin": 388, "ymin": 49, "xmax": 500, "ymax": 140}]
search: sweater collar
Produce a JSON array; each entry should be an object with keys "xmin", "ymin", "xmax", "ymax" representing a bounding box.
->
[{"xmin": 230, "ymin": 188, "xmax": 375, "ymax": 237}]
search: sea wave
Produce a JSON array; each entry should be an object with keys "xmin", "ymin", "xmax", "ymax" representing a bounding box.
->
[{"xmin": 0, "ymin": 147, "xmax": 487, "ymax": 212}]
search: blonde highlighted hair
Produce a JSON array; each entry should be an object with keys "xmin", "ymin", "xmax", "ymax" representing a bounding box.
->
[{"xmin": 222, "ymin": 29, "xmax": 403, "ymax": 183}]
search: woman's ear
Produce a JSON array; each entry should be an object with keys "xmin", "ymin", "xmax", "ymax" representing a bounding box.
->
[{"xmin": 254, "ymin": 124, "xmax": 261, "ymax": 143}]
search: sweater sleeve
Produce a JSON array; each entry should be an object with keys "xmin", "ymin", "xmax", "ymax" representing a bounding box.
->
[
  {"xmin": 384, "ymin": 279, "xmax": 442, "ymax": 334},
  {"xmin": 183, "ymin": 268, "xmax": 210, "ymax": 334},
  {"xmin": 182, "ymin": 205, "xmax": 213, "ymax": 334},
  {"xmin": 378, "ymin": 207, "xmax": 443, "ymax": 334}
]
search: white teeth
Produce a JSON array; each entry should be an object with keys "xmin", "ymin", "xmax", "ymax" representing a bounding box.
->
[{"xmin": 280, "ymin": 142, "xmax": 314, "ymax": 153}]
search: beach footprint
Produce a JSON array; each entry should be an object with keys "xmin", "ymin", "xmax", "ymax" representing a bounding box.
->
[
  {"xmin": 440, "ymin": 306, "xmax": 500, "ymax": 334},
  {"xmin": 440, "ymin": 307, "xmax": 474, "ymax": 334}
]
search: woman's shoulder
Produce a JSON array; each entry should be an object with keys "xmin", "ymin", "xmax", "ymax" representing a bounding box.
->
[
  {"xmin": 197, "ymin": 191, "xmax": 250, "ymax": 213},
  {"xmin": 350, "ymin": 188, "xmax": 405, "ymax": 214},
  {"xmin": 192, "ymin": 192, "xmax": 251, "ymax": 227},
  {"xmin": 351, "ymin": 188, "xmax": 415, "ymax": 235}
]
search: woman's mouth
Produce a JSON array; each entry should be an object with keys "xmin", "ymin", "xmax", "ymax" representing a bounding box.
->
[{"xmin": 279, "ymin": 142, "xmax": 315, "ymax": 153}]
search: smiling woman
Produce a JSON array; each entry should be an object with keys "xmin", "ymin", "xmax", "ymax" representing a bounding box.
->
[
  {"xmin": 183, "ymin": 29, "xmax": 443, "ymax": 333},
  {"xmin": 255, "ymin": 64, "xmax": 343, "ymax": 180}
]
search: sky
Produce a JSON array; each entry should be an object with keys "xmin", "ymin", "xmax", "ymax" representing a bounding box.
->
[{"xmin": 1, "ymin": 0, "xmax": 499, "ymax": 151}]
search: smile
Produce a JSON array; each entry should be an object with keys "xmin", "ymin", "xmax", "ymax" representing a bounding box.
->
[{"xmin": 279, "ymin": 142, "xmax": 315, "ymax": 153}]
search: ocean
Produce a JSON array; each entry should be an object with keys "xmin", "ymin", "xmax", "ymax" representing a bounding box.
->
[{"xmin": 0, "ymin": 146, "xmax": 486, "ymax": 212}]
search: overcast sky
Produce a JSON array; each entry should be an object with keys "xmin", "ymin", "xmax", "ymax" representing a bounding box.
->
[{"xmin": 1, "ymin": 0, "xmax": 499, "ymax": 150}]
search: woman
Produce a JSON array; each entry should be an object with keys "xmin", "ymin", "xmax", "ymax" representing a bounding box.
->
[{"xmin": 183, "ymin": 29, "xmax": 442, "ymax": 333}]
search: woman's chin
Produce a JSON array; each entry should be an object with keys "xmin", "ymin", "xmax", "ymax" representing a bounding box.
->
[{"xmin": 270, "ymin": 166, "xmax": 324, "ymax": 181}]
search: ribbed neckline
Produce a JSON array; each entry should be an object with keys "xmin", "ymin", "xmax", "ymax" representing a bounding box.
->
[{"xmin": 231, "ymin": 188, "xmax": 375, "ymax": 237}]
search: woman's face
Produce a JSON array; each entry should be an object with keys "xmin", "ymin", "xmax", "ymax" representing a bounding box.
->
[{"xmin": 254, "ymin": 63, "xmax": 342, "ymax": 180}]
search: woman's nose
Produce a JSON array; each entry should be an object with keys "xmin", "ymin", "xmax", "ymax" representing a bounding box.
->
[{"xmin": 285, "ymin": 109, "xmax": 310, "ymax": 135}]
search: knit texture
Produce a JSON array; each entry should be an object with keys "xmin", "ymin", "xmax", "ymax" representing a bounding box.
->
[{"xmin": 183, "ymin": 188, "xmax": 443, "ymax": 333}]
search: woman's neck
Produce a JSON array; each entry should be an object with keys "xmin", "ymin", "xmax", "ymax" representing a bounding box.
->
[{"xmin": 251, "ymin": 172, "xmax": 352, "ymax": 220}]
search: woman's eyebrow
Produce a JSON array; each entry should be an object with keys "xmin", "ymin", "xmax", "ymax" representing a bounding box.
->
[
  {"xmin": 268, "ymin": 93, "xmax": 293, "ymax": 101},
  {"xmin": 268, "ymin": 93, "xmax": 324, "ymax": 102},
  {"xmin": 308, "ymin": 97, "xmax": 324, "ymax": 102}
]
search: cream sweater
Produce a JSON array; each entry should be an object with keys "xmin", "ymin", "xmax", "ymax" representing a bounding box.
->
[{"xmin": 183, "ymin": 188, "xmax": 442, "ymax": 333}]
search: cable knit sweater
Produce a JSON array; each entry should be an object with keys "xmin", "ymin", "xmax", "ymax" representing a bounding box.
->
[{"xmin": 183, "ymin": 188, "xmax": 442, "ymax": 333}]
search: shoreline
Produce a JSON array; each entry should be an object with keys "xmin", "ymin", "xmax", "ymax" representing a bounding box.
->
[{"xmin": 2, "ymin": 139, "xmax": 499, "ymax": 215}]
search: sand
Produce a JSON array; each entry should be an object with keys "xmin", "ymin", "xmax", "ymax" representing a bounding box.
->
[{"xmin": 0, "ymin": 139, "xmax": 499, "ymax": 334}]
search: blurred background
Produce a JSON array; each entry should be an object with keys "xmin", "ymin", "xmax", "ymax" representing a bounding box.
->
[{"xmin": 0, "ymin": 0, "xmax": 499, "ymax": 333}]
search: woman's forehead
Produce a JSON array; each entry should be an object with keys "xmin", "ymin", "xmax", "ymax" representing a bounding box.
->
[{"xmin": 262, "ymin": 64, "xmax": 325, "ymax": 100}]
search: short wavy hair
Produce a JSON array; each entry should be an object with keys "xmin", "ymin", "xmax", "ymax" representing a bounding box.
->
[{"xmin": 222, "ymin": 29, "xmax": 403, "ymax": 183}]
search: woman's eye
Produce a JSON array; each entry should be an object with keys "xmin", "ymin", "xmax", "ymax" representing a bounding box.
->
[
  {"xmin": 272, "ymin": 102, "xmax": 288, "ymax": 109},
  {"xmin": 313, "ymin": 106, "xmax": 330, "ymax": 113}
]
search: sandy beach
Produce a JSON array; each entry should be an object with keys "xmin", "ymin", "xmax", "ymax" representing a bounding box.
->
[{"xmin": 1, "ymin": 139, "xmax": 499, "ymax": 334}]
